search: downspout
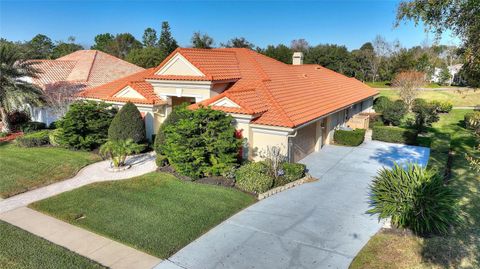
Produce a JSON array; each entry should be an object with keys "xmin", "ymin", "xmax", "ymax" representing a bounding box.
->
[{"xmin": 286, "ymin": 130, "xmax": 298, "ymax": 163}]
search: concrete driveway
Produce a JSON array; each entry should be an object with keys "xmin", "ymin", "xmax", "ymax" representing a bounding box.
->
[{"xmin": 154, "ymin": 141, "xmax": 430, "ymax": 269}]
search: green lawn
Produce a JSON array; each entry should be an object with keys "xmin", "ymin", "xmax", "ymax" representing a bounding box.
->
[
  {"xmin": 351, "ymin": 110, "xmax": 480, "ymax": 269},
  {"xmin": 378, "ymin": 89, "xmax": 480, "ymax": 107},
  {"xmin": 31, "ymin": 172, "xmax": 256, "ymax": 258},
  {"xmin": 0, "ymin": 142, "xmax": 100, "ymax": 198},
  {"xmin": 0, "ymin": 220, "xmax": 105, "ymax": 269},
  {"xmin": 366, "ymin": 81, "xmax": 449, "ymax": 89}
]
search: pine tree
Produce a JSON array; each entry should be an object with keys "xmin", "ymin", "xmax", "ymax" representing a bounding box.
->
[{"xmin": 158, "ymin": 21, "xmax": 178, "ymax": 56}]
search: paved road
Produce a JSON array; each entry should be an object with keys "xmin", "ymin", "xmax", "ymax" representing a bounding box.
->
[{"xmin": 154, "ymin": 141, "xmax": 430, "ymax": 269}]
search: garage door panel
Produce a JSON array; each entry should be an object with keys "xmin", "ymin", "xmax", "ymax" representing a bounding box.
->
[{"xmin": 291, "ymin": 123, "xmax": 317, "ymax": 162}]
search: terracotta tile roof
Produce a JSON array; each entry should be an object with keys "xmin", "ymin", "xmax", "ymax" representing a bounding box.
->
[
  {"xmin": 78, "ymin": 68, "xmax": 166, "ymax": 105},
  {"xmin": 148, "ymin": 48, "xmax": 241, "ymax": 81},
  {"xmin": 81, "ymin": 48, "xmax": 378, "ymax": 127},
  {"xmin": 30, "ymin": 50, "xmax": 144, "ymax": 91}
]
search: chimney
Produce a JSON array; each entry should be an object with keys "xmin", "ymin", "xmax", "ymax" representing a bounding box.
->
[{"xmin": 292, "ymin": 52, "xmax": 304, "ymax": 65}]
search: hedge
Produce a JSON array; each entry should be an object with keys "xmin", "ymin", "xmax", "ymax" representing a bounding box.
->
[
  {"xmin": 372, "ymin": 125, "xmax": 417, "ymax": 145},
  {"xmin": 16, "ymin": 130, "xmax": 50, "ymax": 147},
  {"xmin": 281, "ymin": 163, "xmax": 306, "ymax": 182},
  {"xmin": 334, "ymin": 129, "xmax": 366, "ymax": 146},
  {"xmin": 20, "ymin": 121, "xmax": 46, "ymax": 133}
]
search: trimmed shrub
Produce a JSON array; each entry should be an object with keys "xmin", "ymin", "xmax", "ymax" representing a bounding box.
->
[
  {"xmin": 368, "ymin": 164, "xmax": 459, "ymax": 235},
  {"xmin": 411, "ymin": 99, "xmax": 439, "ymax": 133},
  {"xmin": 20, "ymin": 121, "xmax": 46, "ymax": 133},
  {"xmin": 465, "ymin": 111, "xmax": 480, "ymax": 130},
  {"xmin": 154, "ymin": 105, "xmax": 185, "ymax": 155},
  {"xmin": 430, "ymin": 100, "xmax": 453, "ymax": 113},
  {"xmin": 161, "ymin": 106, "xmax": 241, "ymax": 178},
  {"xmin": 48, "ymin": 128, "xmax": 63, "ymax": 146},
  {"xmin": 235, "ymin": 162, "xmax": 273, "ymax": 193},
  {"xmin": 281, "ymin": 162, "xmax": 306, "ymax": 183},
  {"xmin": 108, "ymin": 102, "xmax": 146, "ymax": 143},
  {"xmin": 16, "ymin": 130, "xmax": 50, "ymax": 147},
  {"xmin": 56, "ymin": 101, "xmax": 117, "ymax": 150},
  {"xmin": 372, "ymin": 125, "xmax": 417, "ymax": 145},
  {"xmin": 334, "ymin": 129, "xmax": 366, "ymax": 146},
  {"xmin": 156, "ymin": 154, "xmax": 168, "ymax": 167},
  {"xmin": 382, "ymin": 100, "xmax": 407, "ymax": 126},
  {"xmin": 373, "ymin": 96, "xmax": 392, "ymax": 113}
]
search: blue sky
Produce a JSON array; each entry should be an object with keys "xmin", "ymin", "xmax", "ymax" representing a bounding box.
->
[{"xmin": 0, "ymin": 0, "xmax": 458, "ymax": 50}]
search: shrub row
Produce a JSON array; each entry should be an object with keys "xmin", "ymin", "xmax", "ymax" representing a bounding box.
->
[
  {"xmin": 334, "ymin": 129, "xmax": 366, "ymax": 146},
  {"xmin": 465, "ymin": 111, "xmax": 480, "ymax": 130},
  {"xmin": 20, "ymin": 121, "xmax": 46, "ymax": 133},
  {"xmin": 430, "ymin": 100, "xmax": 453, "ymax": 113},
  {"xmin": 15, "ymin": 130, "xmax": 50, "ymax": 147},
  {"xmin": 372, "ymin": 125, "xmax": 417, "ymax": 145}
]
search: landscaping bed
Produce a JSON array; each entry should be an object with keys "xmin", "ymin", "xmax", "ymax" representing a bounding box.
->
[
  {"xmin": 0, "ymin": 220, "xmax": 105, "ymax": 269},
  {"xmin": 31, "ymin": 172, "xmax": 256, "ymax": 259},
  {"xmin": 0, "ymin": 142, "xmax": 100, "ymax": 198}
]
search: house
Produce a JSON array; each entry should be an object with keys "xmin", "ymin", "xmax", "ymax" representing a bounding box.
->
[
  {"xmin": 430, "ymin": 64, "xmax": 463, "ymax": 85},
  {"xmin": 25, "ymin": 50, "xmax": 144, "ymax": 125},
  {"xmin": 79, "ymin": 48, "xmax": 378, "ymax": 162}
]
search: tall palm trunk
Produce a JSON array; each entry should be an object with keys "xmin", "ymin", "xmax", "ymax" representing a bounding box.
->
[{"xmin": 0, "ymin": 106, "xmax": 10, "ymax": 133}]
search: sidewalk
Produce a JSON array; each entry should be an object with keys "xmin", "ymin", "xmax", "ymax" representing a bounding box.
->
[
  {"xmin": 0, "ymin": 152, "xmax": 157, "ymax": 214},
  {"xmin": 0, "ymin": 207, "xmax": 161, "ymax": 269}
]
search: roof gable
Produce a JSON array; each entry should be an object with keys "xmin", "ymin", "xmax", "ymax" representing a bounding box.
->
[
  {"xmin": 114, "ymin": 86, "xmax": 146, "ymax": 99},
  {"xmin": 155, "ymin": 53, "xmax": 205, "ymax": 77},
  {"xmin": 210, "ymin": 97, "xmax": 240, "ymax": 108}
]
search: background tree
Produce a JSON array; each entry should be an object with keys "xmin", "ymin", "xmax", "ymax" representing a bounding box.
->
[
  {"xmin": 305, "ymin": 44, "xmax": 355, "ymax": 76},
  {"xmin": 221, "ymin": 37, "xmax": 255, "ymax": 49},
  {"xmin": 108, "ymin": 102, "xmax": 146, "ymax": 143},
  {"xmin": 260, "ymin": 44, "xmax": 293, "ymax": 64},
  {"xmin": 0, "ymin": 44, "xmax": 43, "ymax": 132},
  {"xmin": 191, "ymin": 32, "xmax": 214, "ymax": 49},
  {"xmin": 126, "ymin": 47, "xmax": 164, "ymax": 68},
  {"xmin": 290, "ymin": 39, "xmax": 309, "ymax": 53},
  {"xmin": 158, "ymin": 21, "xmax": 178, "ymax": 56},
  {"xmin": 392, "ymin": 71, "xmax": 425, "ymax": 109},
  {"xmin": 397, "ymin": 0, "xmax": 480, "ymax": 87},
  {"xmin": 111, "ymin": 33, "xmax": 142, "ymax": 59},
  {"xmin": 91, "ymin": 33, "xmax": 115, "ymax": 54},
  {"xmin": 438, "ymin": 65, "xmax": 452, "ymax": 86},
  {"xmin": 26, "ymin": 34, "xmax": 54, "ymax": 59},
  {"xmin": 142, "ymin": 27, "xmax": 158, "ymax": 47},
  {"xmin": 51, "ymin": 36, "xmax": 83, "ymax": 59}
]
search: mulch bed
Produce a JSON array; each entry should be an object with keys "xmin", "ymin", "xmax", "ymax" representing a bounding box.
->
[{"xmin": 0, "ymin": 132, "xmax": 23, "ymax": 142}]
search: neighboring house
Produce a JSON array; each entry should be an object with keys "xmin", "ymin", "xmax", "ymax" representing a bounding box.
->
[
  {"xmin": 79, "ymin": 48, "xmax": 378, "ymax": 162},
  {"xmin": 25, "ymin": 50, "xmax": 144, "ymax": 125},
  {"xmin": 431, "ymin": 64, "xmax": 463, "ymax": 85}
]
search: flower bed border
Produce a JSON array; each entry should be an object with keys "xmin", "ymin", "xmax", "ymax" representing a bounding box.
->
[{"xmin": 257, "ymin": 174, "xmax": 317, "ymax": 200}]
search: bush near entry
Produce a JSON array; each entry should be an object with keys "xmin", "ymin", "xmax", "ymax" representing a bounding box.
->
[
  {"xmin": 158, "ymin": 106, "xmax": 241, "ymax": 178},
  {"xmin": 56, "ymin": 101, "xmax": 117, "ymax": 150},
  {"xmin": 235, "ymin": 162, "xmax": 273, "ymax": 193},
  {"xmin": 334, "ymin": 129, "xmax": 366, "ymax": 146},
  {"xmin": 15, "ymin": 130, "xmax": 50, "ymax": 147},
  {"xmin": 372, "ymin": 125, "xmax": 417, "ymax": 145},
  {"xmin": 368, "ymin": 164, "xmax": 459, "ymax": 235},
  {"xmin": 108, "ymin": 102, "xmax": 146, "ymax": 143}
]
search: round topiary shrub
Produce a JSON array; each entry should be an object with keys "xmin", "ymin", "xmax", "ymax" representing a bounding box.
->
[
  {"xmin": 108, "ymin": 102, "xmax": 146, "ymax": 143},
  {"xmin": 368, "ymin": 163, "xmax": 459, "ymax": 235},
  {"xmin": 235, "ymin": 162, "xmax": 273, "ymax": 194},
  {"xmin": 373, "ymin": 96, "xmax": 392, "ymax": 113}
]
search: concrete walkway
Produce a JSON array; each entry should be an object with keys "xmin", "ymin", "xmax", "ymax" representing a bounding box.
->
[
  {"xmin": 0, "ymin": 152, "xmax": 156, "ymax": 214},
  {"xmin": 0, "ymin": 207, "xmax": 161, "ymax": 269},
  {"xmin": 154, "ymin": 141, "xmax": 430, "ymax": 269}
]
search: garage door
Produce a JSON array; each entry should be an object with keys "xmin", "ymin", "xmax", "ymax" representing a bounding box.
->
[{"xmin": 291, "ymin": 123, "xmax": 317, "ymax": 162}]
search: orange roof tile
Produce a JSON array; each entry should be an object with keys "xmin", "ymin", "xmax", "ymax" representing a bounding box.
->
[
  {"xmin": 30, "ymin": 50, "xmax": 144, "ymax": 91},
  {"xmin": 81, "ymin": 48, "xmax": 378, "ymax": 127}
]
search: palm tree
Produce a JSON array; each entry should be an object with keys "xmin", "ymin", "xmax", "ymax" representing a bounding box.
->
[
  {"xmin": 0, "ymin": 43, "xmax": 43, "ymax": 132},
  {"xmin": 99, "ymin": 139, "xmax": 145, "ymax": 168}
]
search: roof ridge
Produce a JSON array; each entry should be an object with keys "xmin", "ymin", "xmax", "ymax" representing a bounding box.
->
[
  {"xmin": 256, "ymin": 82, "xmax": 296, "ymax": 127},
  {"xmin": 85, "ymin": 50, "xmax": 97, "ymax": 82}
]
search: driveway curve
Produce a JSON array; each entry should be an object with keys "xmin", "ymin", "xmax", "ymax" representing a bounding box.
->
[{"xmin": 154, "ymin": 141, "xmax": 430, "ymax": 269}]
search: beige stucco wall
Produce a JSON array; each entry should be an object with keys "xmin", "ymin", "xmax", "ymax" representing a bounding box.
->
[
  {"xmin": 160, "ymin": 57, "xmax": 202, "ymax": 76},
  {"xmin": 250, "ymin": 129, "xmax": 289, "ymax": 161}
]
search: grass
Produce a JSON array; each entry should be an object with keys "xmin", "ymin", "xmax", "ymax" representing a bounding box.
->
[
  {"xmin": 378, "ymin": 88, "xmax": 480, "ymax": 107},
  {"xmin": 0, "ymin": 220, "xmax": 105, "ymax": 269},
  {"xmin": 0, "ymin": 142, "xmax": 100, "ymax": 198},
  {"xmin": 350, "ymin": 109, "xmax": 480, "ymax": 269},
  {"xmin": 367, "ymin": 81, "xmax": 451, "ymax": 89},
  {"xmin": 31, "ymin": 172, "xmax": 256, "ymax": 259}
]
